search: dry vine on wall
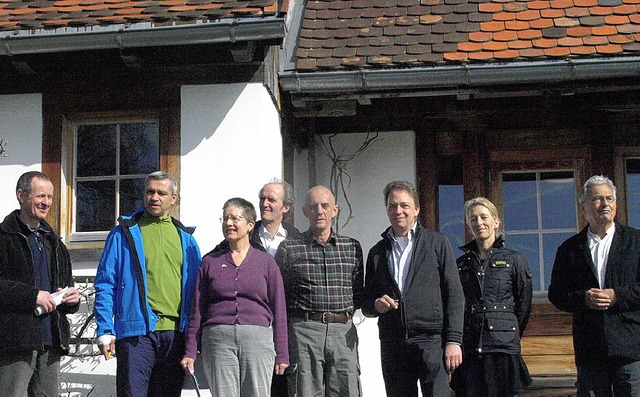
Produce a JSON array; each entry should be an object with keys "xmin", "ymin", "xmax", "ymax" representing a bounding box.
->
[{"xmin": 315, "ymin": 132, "xmax": 383, "ymax": 233}]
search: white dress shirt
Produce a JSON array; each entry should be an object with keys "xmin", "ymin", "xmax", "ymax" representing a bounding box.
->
[
  {"xmin": 587, "ymin": 223, "xmax": 615, "ymax": 289},
  {"xmin": 388, "ymin": 222, "xmax": 417, "ymax": 295},
  {"xmin": 259, "ymin": 223, "xmax": 288, "ymax": 257}
]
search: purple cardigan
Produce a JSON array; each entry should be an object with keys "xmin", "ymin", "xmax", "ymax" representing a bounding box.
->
[{"xmin": 184, "ymin": 246, "xmax": 289, "ymax": 365}]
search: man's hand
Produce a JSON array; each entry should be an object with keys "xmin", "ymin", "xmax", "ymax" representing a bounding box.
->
[
  {"xmin": 585, "ymin": 288, "xmax": 613, "ymax": 310},
  {"xmin": 60, "ymin": 287, "xmax": 80, "ymax": 306},
  {"xmin": 97, "ymin": 335, "xmax": 116, "ymax": 360},
  {"xmin": 36, "ymin": 291, "xmax": 56, "ymax": 314},
  {"xmin": 374, "ymin": 295, "xmax": 399, "ymax": 314},
  {"xmin": 444, "ymin": 343, "xmax": 462, "ymax": 374},
  {"xmin": 275, "ymin": 363, "xmax": 289, "ymax": 375}
]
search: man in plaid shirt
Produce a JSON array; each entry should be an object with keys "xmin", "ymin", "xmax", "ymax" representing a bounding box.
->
[{"xmin": 275, "ymin": 185, "xmax": 364, "ymax": 397}]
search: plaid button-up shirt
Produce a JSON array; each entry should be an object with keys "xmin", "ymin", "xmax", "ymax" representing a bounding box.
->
[{"xmin": 275, "ymin": 229, "xmax": 364, "ymax": 313}]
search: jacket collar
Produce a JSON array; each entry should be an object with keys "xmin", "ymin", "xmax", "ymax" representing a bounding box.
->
[{"xmin": 459, "ymin": 235, "xmax": 505, "ymax": 254}]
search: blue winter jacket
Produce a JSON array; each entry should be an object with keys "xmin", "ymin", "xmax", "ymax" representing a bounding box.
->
[{"xmin": 94, "ymin": 209, "xmax": 202, "ymax": 339}]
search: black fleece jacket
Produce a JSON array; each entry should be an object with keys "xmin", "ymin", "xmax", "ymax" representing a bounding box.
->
[{"xmin": 0, "ymin": 210, "xmax": 79, "ymax": 354}]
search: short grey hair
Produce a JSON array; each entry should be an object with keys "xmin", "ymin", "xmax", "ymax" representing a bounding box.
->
[
  {"xmin": 579, "ymin": 175, "xmax": 616, "ymax": 204},
  {"xmin": 145, "ymin": 171, "xmax": 178, "ymax": 195},
  {"xmin": 223, "ymin": 197, "xmax": 257, "ymax": 223},
  {"xmin": 261, "ymin": 178, "xmax": 295, "ymax": 207}
]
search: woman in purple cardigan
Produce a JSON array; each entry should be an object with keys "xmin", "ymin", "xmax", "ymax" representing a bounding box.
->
[{"xmin": 181, "ymin": 197, "xmax": 289, "ymax": 396}]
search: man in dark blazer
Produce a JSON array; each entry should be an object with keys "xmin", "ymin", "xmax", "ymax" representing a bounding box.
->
[{"xmin": 549, "ymin": 175, "xmax": 640, "ymax": 397}]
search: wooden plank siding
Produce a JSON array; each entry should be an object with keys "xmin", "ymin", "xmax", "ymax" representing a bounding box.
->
[{"xmin": 522, "ymin": 303, "xmax": 576, "ymax": 376}]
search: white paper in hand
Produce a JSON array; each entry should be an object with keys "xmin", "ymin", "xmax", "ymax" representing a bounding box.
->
[{"xmin": 35, "ymin": 287, "xmax": 70, "ymax": 316}]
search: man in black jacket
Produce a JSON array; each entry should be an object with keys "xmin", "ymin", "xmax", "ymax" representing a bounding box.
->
[
  {"xmin": 362, "ymin": 180, "xmax": 464, "ymax": 397},
  {"xmin": 549, "ymin": 175, "xmax": 640, "ymax": 397},
  {"xmin": 0, "ymin": 171, "xmax": 80, "ymax": 396}
]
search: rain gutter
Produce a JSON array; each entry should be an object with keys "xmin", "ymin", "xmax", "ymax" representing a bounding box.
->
[
  {"xmin": 279, "ymin": 57, "xmax": 640, "ymax": 95},
  {"xmin": 0, "ymin": 17, "xmax": 284, "ymax": 56}
]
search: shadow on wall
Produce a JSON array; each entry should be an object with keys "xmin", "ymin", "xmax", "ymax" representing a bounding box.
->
[{"xmin": 180, "ymin": 83, "xmax": 247, "ymax": 156}]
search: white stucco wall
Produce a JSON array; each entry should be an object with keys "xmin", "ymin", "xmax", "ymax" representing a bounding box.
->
[
  {"xmin": 293, "ymin": 131, "xmax": 416, "ymax": 397},
  {"xmin": 179, "ymin": 83, "xmax": 284, "ymax": 254},
  {"xmin": 0, "ymin": 94, "xmax": 43, "ymax": 215}
]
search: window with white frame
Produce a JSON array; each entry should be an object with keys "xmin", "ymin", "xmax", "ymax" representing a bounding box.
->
[
  {"xmin": 501, "ymin": 171, "xmax": 579, "ymax": 293},
  {"xmin": 71, "ymin": 119, "xmax": 159, "ymax": 241}
]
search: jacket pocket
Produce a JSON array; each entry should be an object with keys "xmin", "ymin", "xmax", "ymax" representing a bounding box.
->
[{"xmin": 484, "ymin": 315, "xmax": 518, "ymax": 349}]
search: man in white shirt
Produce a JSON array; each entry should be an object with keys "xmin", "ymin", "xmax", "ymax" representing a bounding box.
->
[
  {"xmin": 550, "ymin": 175, "xmax": 640, "ymax": 397},
  {"xmin": 361, "ymin": 180, "xmax": 464, "ymax": 397}
]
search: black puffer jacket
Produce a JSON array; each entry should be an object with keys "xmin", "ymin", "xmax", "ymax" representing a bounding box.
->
[
  {"xmin": 0, "ymin": 210, "xmax": 78, "ymax": 354},
  {"xmin": 457, "ymin": 237, "xmax": 533, "ymax": 355}
]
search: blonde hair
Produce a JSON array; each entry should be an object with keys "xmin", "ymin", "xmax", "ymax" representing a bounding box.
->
[{"xmin": 464, "ymin": 197, "xmax": 503, "ymax": 238}]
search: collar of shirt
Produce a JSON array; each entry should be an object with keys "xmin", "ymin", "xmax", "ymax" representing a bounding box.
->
[
  {"xmin": 259, "ymin": 223, "xmax": 287, "ymax": 240},
  {"xmin": 140, "ymin": 212, "xmax": 173, "ymax": 225},
  {"xmin": 387, "ymin": 221, "xmax": 417, "ymax": 243},
  {"xmin": 303, "ymin": 228, "xmax": 336, "ymax": 246},
  {"xmin": 586, "ymin": 223, "xmax": 616, "ymax": 245}
]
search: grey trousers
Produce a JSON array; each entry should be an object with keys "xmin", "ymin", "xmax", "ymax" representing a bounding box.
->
[
  {"xmin": 201, "ymin": 324, "xmax": 275, "ymax": 397},
  {"xmin": 287, "ymin": 317, "xmax": 361, "ymax": 397},
  {"xmin": 0, "ymin": 348, "xmax": 60, "ymax": 397}
]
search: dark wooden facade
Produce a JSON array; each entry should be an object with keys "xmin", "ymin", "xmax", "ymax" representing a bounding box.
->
[{"xmin": 280, "ymin": 77, "xmax": 640, "ymax": 376}]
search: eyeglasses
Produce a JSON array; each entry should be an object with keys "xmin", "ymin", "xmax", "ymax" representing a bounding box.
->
[
  {"xmin": 219, "ymin": 215, "xmax": 246, "ymax": 224},
  {"xmin": 589, "ymin": 195, "xmax": 616, "ymax": 204}
]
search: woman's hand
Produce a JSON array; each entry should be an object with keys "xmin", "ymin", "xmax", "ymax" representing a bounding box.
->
[
  {"xmin": 180, "ymin": 357, "xmax": 195, "ymax": 373},
  {"xmin": 275, "ymin": 363, "xmax": 289, "ymax": 375}
]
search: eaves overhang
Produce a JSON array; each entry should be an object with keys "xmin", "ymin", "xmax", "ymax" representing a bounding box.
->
[
  {"xmin": 0, "ymin": 17, "xmax": 284, "ymax": 56},
  {"xmin": 279, "ymin": 57, "xmax": 640, "ymax": 97}
]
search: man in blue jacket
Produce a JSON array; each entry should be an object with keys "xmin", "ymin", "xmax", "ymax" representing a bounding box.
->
[
  {"xmin": 94, "ymin": 171, "xmax": 201, "ymax": 397},
  {"xmin": 362, "ymin": 180, "xmax": 464, "ymax": 397}
]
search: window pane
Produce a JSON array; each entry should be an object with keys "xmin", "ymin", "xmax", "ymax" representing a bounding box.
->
[
  {"xmin": 76, "ymin": 124, "xmax": 116, "ymax": 177},
  {"xmin": 505, "ymin": 233, "xmax": 541, "ymax": 291},
  {"xmin": 626, "ymin": 159, "xmax": 640, "ymax": 228},
  {"xmin": 119, "ymin": 178, "xmax": 146, "ymax": 217},
  {"xmin": 503, "ymin": 173, "xmax": 538, "ymax": 231},
  {"xmin": 540, "ymin": 172, "xmax": 576, "ymax": 230},
  {"xmin": 543, "ymin": 232, "xmax": 575, "ymax": 291},
  {"xmin": 439, "ymin": 184, "xmax": 465, "ymax": 258},
  {"xmin": 76, "ymin": 180, "xmax": 116, "ymax": 232},
  {"xmin": 120, "ymin": 122, "xmax": 159, "ymax": 175}
]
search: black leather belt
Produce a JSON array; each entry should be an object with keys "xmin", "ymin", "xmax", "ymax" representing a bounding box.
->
[
  {"xmin": 468, "ymin": 304, "xmax": 514, "ymax": 314},
  {"xmin": 292, "ymin": 310, "xmax": 351, "ymax": 324}
]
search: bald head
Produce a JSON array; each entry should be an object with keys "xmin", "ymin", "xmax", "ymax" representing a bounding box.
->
[{"xmin": 303, "ymin": 185, "xmax": 338, "ymax": 236}]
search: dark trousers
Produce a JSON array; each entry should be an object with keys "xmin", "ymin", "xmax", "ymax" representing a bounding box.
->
[
  {"xmin": 271, "ymin": 374, "xmax": 288, "ymax": 396},
  {"xmin": 577, "ymin": 357, "xmax": 640, "ymax": 397},
  {"xmin": 115, "ymin": 331, "xmax": 185, "ymax": 397},
  {"xmin": 380, "ymin": 335, "xmax": 449, "ymax": 397}
]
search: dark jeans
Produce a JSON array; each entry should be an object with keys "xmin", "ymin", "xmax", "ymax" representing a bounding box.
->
[
  {"xmin": 380, "ymin": 335, "xmax": 449, "ymax": 397},
  {"xmin": 115, "ymin": 331, "xmax": 185, "ymax": 397},
  {"xmin": 577, "ymin": 357, "xmax": 640, "ymax": 397}
]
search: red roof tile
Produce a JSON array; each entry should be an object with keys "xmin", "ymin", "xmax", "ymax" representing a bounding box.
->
[
  {"xmin": 292, "ymin": 0, "xmax": 640, "ymax": 70},
  {"xmin": 0, "ymin": 0, "xmax": 280, "ymax": 31}
]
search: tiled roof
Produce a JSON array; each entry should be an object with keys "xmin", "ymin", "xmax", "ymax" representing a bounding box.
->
[
  {"xmin": 296, "ymin": 0, "xmax": 640, "ymax": 71},
  {"xmin": 0, "ymin": 0, "xmax": 280, "ymax": 32}
]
